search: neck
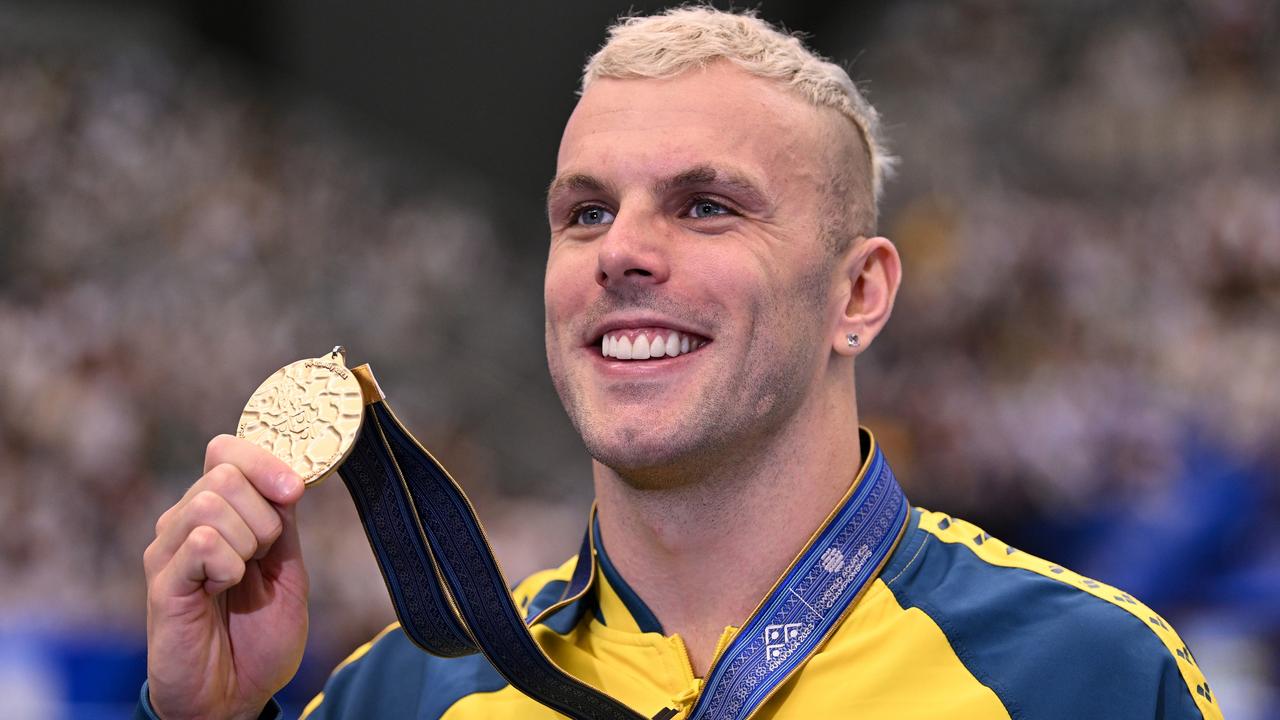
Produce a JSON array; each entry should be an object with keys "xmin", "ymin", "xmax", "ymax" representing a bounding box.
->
[{"xmin": 592, "ymin": 376, "xmax": 861, "ymax": 677}]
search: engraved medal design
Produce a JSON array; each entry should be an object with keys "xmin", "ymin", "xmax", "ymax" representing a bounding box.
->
[{"xmin": 237, "ymin": 346, "xmax": 364, "ymax": 487}]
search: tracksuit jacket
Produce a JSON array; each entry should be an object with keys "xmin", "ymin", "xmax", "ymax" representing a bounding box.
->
[{"xmin": 138, "ymin": 441, "xmax": 1218, "ymax": 719}]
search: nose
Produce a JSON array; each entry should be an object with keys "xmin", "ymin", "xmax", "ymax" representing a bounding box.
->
[{"xmin": 595, "ymin": 212, "xmax": 671, "ymax": 289}]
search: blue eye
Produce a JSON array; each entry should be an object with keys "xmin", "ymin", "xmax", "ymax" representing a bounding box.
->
[
  {"xmin": 575, "ymin": 206, "xmax": 615, "ymax": 226},
  {"xmin": 688, "ymin": 199, "xmax": 730, "ymax": 219}
]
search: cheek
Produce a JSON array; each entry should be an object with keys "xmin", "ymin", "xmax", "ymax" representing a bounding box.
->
[
  {"xmin": 741, "ymin": 253, "xmax": 834, "ymax": 365},
  {"xmin": 682, "ymin": 247, "xmax": 765, "ymax": 302},
  {"xmin": 544, "ymin": 248, "xmax": 589, "ymax": 325}
]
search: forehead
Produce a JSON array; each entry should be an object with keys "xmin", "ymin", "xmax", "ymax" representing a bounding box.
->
[{"xmin": 556, "ymin": 62, "xmax": 830, "ymax": 189}]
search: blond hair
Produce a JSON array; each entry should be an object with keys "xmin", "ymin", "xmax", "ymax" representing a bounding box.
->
[{"xmin": 582, "ymin": 6, "xmax": 894, "ymax": 215}]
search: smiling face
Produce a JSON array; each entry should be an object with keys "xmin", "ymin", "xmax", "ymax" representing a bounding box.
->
[{"xmin": 545, "ymin": 62, "xmax": 858, "ymax": 487}]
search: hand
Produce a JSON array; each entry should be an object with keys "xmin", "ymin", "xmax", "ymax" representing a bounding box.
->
[{"xmin": 143, "ymin": 435, "xmax": 309, "ymax": 720}]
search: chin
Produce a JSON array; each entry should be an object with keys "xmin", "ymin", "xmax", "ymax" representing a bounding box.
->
[
  {"xmin": 586, "ymin": 422, "xmax": 677, "ymax": 465},
  {"xmin": 579, "ymin": 419, "xmax": 728, "ymax": 490}
]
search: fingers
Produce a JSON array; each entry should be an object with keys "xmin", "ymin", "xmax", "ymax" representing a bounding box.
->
[
  {"xmin": 203, "ymin": 434, "xmax": 303, "ymax": 505},
  {"xmin": 146, "ymin": 434, "xmax": 307, "ymax": 605},
  {"xmin": 205, "ymin": 462, "xmax": 284, "ymax": 560},
  {"xmin": 151, "ymin": 467, "xmax": 288, "ymax": 567},
  {"xmin": 143, "ymin": 435, "xmax": 314, "ymax": 720},
  {"xmin": 155, "ymin": 525, "xmax": 246, "ymax": 598}
]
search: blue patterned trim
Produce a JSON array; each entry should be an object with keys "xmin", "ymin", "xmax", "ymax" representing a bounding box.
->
[{"xmin": 687, "ymin": 435, "xmax": 910, "ymax": 720}]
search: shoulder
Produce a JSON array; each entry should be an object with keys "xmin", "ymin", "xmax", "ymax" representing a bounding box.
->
[
  {"xmin": 879, "ymin": 508, "xmax": 1220, "ymax": 720},
  {"xmin": 299, "ymin": 622, "xmax": 435, "ymax": 719},
  {"xmin": 301, "ymin": 555, "xmax": 581, "ymax": 719}
]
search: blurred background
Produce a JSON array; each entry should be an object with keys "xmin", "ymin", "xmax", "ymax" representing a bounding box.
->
[{"xmin": 0, "ymin": 0, "xmax": 1276, "ymax": 717}]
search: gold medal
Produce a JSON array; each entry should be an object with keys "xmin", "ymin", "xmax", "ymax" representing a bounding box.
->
[{"xmin": 237, "ymin": 346, "xmax": 365, "ymax": 487}]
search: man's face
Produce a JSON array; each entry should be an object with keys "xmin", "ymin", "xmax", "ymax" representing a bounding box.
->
[{"xmin": 544, "ymin": 62, "xmax": 845, "ymax": 486}]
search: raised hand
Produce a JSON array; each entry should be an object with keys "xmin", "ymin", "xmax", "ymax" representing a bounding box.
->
[{"xmin": 143, "ymin": 435, "xmax": 309, "ymax": 720}]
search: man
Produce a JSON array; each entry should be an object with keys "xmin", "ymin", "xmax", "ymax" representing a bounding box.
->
[{"xmin": 139, "ymin": 7, "xmax": 1219, "ymax": 719}]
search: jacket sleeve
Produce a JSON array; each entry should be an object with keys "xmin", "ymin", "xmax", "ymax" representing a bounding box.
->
[{"xmin": 133, "ymin": 680, "xmax": 283, "ymax": 720}]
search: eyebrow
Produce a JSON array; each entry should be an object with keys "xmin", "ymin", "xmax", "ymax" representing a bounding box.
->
[
  {"xmin": 656, "ymin": 165, "xmax": 766, "ymax": 206},
  {"xmin": 546, "ymin": 164, "xmax": 770, "ymax": 210},
  {"xmin": 546, "ymin": 173, "xmax": 614, "ymax": 200}
]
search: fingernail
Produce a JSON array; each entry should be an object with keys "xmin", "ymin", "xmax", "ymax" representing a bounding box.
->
[{"xmin": 275, "ymin": 472, "xmax": 302, "ymax": 497}]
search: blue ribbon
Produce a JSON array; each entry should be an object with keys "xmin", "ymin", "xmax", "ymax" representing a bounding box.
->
[
  {"xmin": 688, "ymin": 444, "xmax": 908, "ymax": 719},
  {"xmin": 340, "ymin": 402, "xmax": 645, "ymax": 719}
]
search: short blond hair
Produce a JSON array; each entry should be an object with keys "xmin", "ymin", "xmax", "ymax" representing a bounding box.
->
[{"xmin": 582, "ymin": 6, "xmax": 894, "ymax": 214}]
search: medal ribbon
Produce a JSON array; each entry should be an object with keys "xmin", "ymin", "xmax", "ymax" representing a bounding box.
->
[
  {"xmin": 339, "ymin": 400, "xmax": 643, "ymax": 720},
  {"xmin": 686, "ymin": 442, "xmax": 908, "ymax": 719},
  {"xmin": 337, "ymin": 377, "xmax": 908, "ymax": 720}
]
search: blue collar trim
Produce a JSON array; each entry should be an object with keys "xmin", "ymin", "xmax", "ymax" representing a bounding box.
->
[{"xmin": 592, "ymin": 512, "xmax": 666, "ymax": 635}]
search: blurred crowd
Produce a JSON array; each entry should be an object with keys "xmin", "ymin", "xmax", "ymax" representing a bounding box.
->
[
  {"xmin": 858, "ymin": 2, "xmax": 1280, "ymax": 714},
  {"xmin": 1, "ymin": 0, "xmax": 1276, "ymax": 717},
  {"xmin": 0, "ymin": 10, "xmax": 595, "ymax": 714}
]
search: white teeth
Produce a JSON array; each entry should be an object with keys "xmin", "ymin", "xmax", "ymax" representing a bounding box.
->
[{"xmin": 601, "ymin": 330, "xmax": 706, "ymax": 360}]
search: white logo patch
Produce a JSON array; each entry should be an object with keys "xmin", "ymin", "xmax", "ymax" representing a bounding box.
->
[
  {"xmin": 819, "ymin": 547, "xmax": 845, "ymax": 573},
  {"xmin": 763, "ymin": 622, "xmax": 805, "ymax": 663}
]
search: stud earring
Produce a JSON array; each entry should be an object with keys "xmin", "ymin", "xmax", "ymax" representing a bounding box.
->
[{"xmin": 846, "ymin": 333, "xmax": 860, "ymax": 348}]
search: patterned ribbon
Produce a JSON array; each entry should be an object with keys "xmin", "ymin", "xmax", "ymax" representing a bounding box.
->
[
  {"xmin": 338, "ymin": 395, "xmax": 908, "ymax": 720},
  {"xmin": 685, "ymin": 441, "xmax": 908, "ymax": 719},
  {"xmin": 339, "ymin": 401, "xmax": 646, "ymax": 720}
]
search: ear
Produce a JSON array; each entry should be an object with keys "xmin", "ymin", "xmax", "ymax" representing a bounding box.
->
[{"xmin": 831, "ymin": 236, "xmax": 902, "ymax": 356}]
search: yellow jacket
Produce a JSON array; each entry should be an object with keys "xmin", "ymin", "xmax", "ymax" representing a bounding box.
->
[{"xmin": 297, "ymin": 498, "xmax": 1217, "ymax": 718}]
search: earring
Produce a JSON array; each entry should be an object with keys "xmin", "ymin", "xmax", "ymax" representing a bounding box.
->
[{"xmin": 846, "ymin": 333, "xmax": 860, "ymax": 348}]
